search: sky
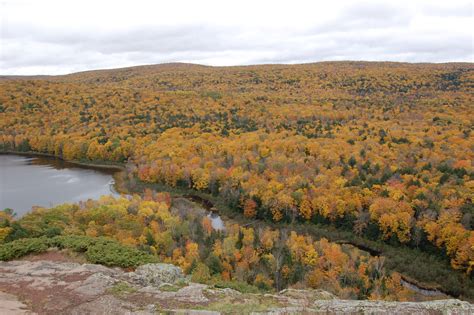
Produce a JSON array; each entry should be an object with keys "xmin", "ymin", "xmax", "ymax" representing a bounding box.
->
[{"xmin": 1, "ymin": 0, "xmax": 473, "ymax": 75}]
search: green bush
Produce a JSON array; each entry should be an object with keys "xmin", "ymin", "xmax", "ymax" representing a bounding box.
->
[
  {"xmin": 85, "ymin": 240, "xmax": 157, "ymax": 268},
  {"xmin": 0, "ymin": 235, "xmax": 157, "ymax": 268},
  {"xmin": 50, "ymin": 235, "xmax": 97, "ymax": 252},
  {"xmin": 0, "ymin": 237, "xmax": 49, "ymax": 260}
]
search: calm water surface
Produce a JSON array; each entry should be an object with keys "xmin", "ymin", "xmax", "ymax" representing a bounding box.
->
[
  {"xmin": 0, "ymin": 154, "xmax": 120, "ymax": 216},
  {"xmin": 0, "ymin": 154, "xmax": 225, "ymax": 230}
]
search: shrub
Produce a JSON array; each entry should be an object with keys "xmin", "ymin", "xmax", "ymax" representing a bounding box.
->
[
  {"xmin": 50, "ymin": 235, "xmax": 96, "ymax": 252},
  {"xmin": 205, "ymin": 253, "xmax": 223, "ymax": 275},
  {"xmin": 191, "ymin": 262, "xmax": 211, "ymax": 282},
  {"xmin": 0, "ymin": 237, "xmax": 49, "ymax": 260},
  {"xmin": 85, "ymin": 240, "xmax": 157, "ymax": 268},
  {"xmin": 0, "ymin": 235, "xmax": 157, "ymax": 268}
]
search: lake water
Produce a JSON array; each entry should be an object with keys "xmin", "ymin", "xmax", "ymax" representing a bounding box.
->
[
  {"xmin": 0, "ymin": 154, "xmax": 225, "ymax": 230},
  {"xmin": 0, "ymin": 154, "xmax": 120, "ymax": 216}
]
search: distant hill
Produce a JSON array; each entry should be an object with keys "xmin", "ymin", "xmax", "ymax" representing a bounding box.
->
[{"xmin": 2, "ymin": 61, "xmax": 472, "ymax": 82}]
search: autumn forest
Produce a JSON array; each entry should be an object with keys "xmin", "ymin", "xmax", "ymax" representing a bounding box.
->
[{"xmin": 1, "ymin": 62, "xmax": 473, "ymax": 301}]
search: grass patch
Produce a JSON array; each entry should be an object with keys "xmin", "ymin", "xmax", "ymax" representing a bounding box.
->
[
  {"xmin": 159, "ymin": 283, "xmax": 186, "ymax": 292},
  {"xmin": 108, "ymin": 281, "xmax": 137, "ymax": 296},
  {"xmin": 195, "ymin": 296, "xmax": 281, "ymax": 314},
  {"xmin": 211, "ymin": 280, "xmax": 262, "ymax": 294}
]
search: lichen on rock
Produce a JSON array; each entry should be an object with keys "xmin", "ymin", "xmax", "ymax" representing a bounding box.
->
[
  {"xmin": 0, "ymin": 255, "xmax": 473, "ymax": 314},
  {"xmin": 127, "ymin": 263, "xmax": 189, "ymax": 287}
]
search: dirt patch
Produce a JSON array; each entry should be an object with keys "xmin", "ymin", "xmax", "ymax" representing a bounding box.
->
[{"xmin": 19, "ymin": 249, "xmax": 86, "ymax": 264}]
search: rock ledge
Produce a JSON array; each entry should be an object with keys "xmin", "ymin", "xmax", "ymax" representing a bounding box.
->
[{"xmin": 0, "ymin": 258, "xmax": 472, "ymax": 314}]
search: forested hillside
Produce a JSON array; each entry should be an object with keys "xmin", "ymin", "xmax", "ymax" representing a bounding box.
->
[
  {"xmin": 1, "ymin": 62, "xmax": 473, "ymax": 299},
  {"xmin": 0, "ymin": 194, "xmax": 415, "ymax": 300}
]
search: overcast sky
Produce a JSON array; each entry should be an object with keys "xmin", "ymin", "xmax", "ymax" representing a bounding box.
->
[{"xmin": 1, "ymin": 0, "xmax": 473, "ymax": 75}]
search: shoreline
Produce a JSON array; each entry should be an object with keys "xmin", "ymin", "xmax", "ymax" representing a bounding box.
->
[
  {"xmin": 0, "ymin": 151, "xmax": 126, "ymax": 172},
  {"xmin": 1, "ymin": 150, "xmax": 129, "ymax": 195}
]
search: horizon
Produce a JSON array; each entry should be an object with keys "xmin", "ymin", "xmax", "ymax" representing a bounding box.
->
[
  {"xmin": 2, "ymin": 59, "xmax": 474, "ymax": 77},
  {"xmin": 2, "ymin": 0, "xmax": 473, "ymax": 76}
]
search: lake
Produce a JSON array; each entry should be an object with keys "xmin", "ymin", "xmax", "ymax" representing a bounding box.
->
[
  {"xmin": 0, "ymin": 154, "xmax": 225, "ymax": 230},
  {"xmin": 0, "ymin": 154, "xmax": 120, "ymax": 216}
]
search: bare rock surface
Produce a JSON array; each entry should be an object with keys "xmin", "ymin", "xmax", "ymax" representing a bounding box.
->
[
  {"xmin": 0, "ymin": 251, "xmax": 472, "ymax": 314},
  {"xmin": 0, "ymin": 291, "xmax": 36, "ymax": 315},
  {"xmin": 127, "ymin": 263, "xmax": 188, "ymax": 287},
  {"xmin": 308, "ymin": 299, "xmax": 474, "ymax": 314}
]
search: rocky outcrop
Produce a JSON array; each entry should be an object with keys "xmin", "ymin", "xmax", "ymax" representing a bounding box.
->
[
  {"xmin": 0, "ymin": 292, "xmax": 34, "ymax": 315},
  {"xmin": 127, "ymin": 263, "xmax": 188, "ymax": 287},
  {"xmin": 308, "ymin": 299, "xmax": 473, "ymax": 314},
  {"xmin": 0, "ymin": 253, "xmax": 472, "ymax": 314}
]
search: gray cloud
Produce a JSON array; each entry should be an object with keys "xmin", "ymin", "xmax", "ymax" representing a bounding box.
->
[{"xmin": 1, "ymin": 0, "xmax": 472, "ymax": 75}]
